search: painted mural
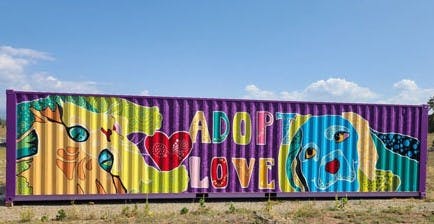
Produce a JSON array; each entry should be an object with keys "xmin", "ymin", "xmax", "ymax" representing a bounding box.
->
[
  {"xmin": 15, "ymin": 95, "xmax": 421, "ymax": 196},
  {"xmin": 16, "ymin": 96, "xmax": 188, "ymax": 195},
  {"xmin": 278, "ymin": 113, "xmax": 420, "ymax": 192}
]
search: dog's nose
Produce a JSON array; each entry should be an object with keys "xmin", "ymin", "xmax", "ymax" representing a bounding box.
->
[
  {"xmin": 100, "ymin": 128, "xmax": 113, "ymax": 142},
  {"xmin": 325, "ymin": 159, "xmax": 340, "ymax": 174}
]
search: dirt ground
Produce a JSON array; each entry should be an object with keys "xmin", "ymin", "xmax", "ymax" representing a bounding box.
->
[
  {"xmin": 0, "ymin": 128, "xmax": 433, "ymax": 223},
  {"xmin": 1, "ymin": 198, "xmax": 434, "ymax": 223},
  {"xmin": 0, "ymin": 124, "xmax": 5, "ymax": 139},
  {"xmin": 429, "ymin": 132, "xmax": 434, "ymax": 150}
]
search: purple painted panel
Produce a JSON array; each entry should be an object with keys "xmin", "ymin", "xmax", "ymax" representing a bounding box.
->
[{"xmin": 5, "ymin": 90, "xmax": 428, "ymax": 203}]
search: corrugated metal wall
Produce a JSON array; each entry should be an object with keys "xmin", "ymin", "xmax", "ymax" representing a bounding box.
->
[{"xmin": 6, "ymin": 91, "xmax": 428, "ymax": 201}]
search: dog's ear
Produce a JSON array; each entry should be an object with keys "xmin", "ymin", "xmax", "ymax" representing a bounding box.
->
[
  {"xmin": 278, "ymin": 114, "xmax": 311, "ymax": 192},
  {"xmin": 279, "ymin": 114, "xmax": 311, "ymax": 192},
  {"xmin": 342, "ymin": 112, "xmax": 377, "ymax": 180},
  {"xmin": 286, "ymin": 129, "xmax": 308, "ymax": 191}
]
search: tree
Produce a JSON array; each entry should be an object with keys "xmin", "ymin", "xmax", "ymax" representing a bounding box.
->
[
  {"xmin": 428, "ymin": 96, "xmax": 434, "ymax": 110},
  {"xmin": 429, "ymin": 96, "xmax": 434, "ymax": 133}
]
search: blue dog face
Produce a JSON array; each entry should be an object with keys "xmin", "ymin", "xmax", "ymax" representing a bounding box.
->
[{"xmin": 296, "ymin": 115, "xmax": 359, "ymax": 192}]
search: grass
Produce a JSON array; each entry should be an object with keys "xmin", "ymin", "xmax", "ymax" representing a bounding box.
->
[
  {"xmin": 426, "ymin": 133, "xmax": 434, "ymax": 200},
  {"xmin": 19, "ymin": 209, "xmax": 34, "ymax": 222},
  {"xmin": 1, "ymin": 125, "xmax": 6, "ymax": 191},
  {"xmin": 429, "ymin": 132, "xmax": 434, "ymax": 149},
  {"xmin": 0, "ymin": 123, "xmax": 5, "ymax": 139},
  {"xmin": 292, "ymin": 204, "xmax": 319, "ymax": 218},
  {"xmin": 0, "ymin": 146, "xmax": 5, "ymax": 184},
  {"xmin": 3, "ymin": 202, "xmax": 433, "ymax": 223}
]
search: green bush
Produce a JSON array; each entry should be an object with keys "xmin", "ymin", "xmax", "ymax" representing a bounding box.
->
[
  {"xmin": 40, "ymin": 215, "xmax": 49, "ymax": 222},
  {"xmin": 429, "ymin": 114, "xmax": 434, "ymax": 133},
  {"xmin": 121, "ymin": 204, "xmax": 138, "ymax": 218},
  {"xmin": 334, "ymin": 195, "xmax": 349, "ymax": 210},
  {"xmin": 55, "ymin": 209, "xmax": 67, "ymax": 221},
  {"xmin": 19, "ymin": 209, "xmax": 34, "ymax": 223},
  {"xmin": 227, "ymin": 202, "xmax": 236, "ymax": 214},
  {"xmin": 180, "ymin": 207, "xmax": 189, "ymax": 215},
  {"xmin": 199, "ymin": 196, "xmax": 206, "ymax": 208},
  {"xmin": 0, "ymin": 118, "xmax": 5, "ymax": 128}
]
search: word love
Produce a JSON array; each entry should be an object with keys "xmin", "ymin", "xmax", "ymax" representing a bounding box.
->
[
  {"xmin": 189, "ymin": 111, "xmax": 297, "ymax": 146},
  {"xmin": 189, "ymin": 156, "xmax": 275, "ymax": 189}
]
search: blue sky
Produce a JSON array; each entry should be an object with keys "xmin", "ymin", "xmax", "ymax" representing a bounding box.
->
[{"xmin": 1, "ymin": 1, "xmax": 434, "ymax": 118}]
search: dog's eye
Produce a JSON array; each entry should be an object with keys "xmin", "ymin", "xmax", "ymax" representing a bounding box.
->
[
  {"xmin": 325, "ymin": 126, "xmax": 350, "ymax": 142},
  {"xmin": 334, "ymin": 131, "xmax": 349, "ymax": 143},
  {"xmin": 67, "ymin": 125, "xmax": 89, "ymax": 142},
  {"xmin": 305, "ymin": 147, "xmax": 317, "ymax": 159},
  {"xmin": 98, "ymin": 149, "xmax": 113, "ymax": 172}
]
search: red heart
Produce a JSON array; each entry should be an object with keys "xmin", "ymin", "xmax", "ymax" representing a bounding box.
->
[{"xmin": 144, "ymin": 131, "xmax": 192, "ymax": 171}]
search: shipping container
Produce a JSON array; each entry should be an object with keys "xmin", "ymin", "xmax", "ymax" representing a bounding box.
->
[{"xmin": 5, "ymin": 90, "xmax": 429, "ymax": 204}]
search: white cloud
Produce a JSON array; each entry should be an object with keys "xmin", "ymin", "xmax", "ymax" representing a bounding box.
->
[
  {"xmin": 393, "ymin": 79, "xmax": 418, "ymax": 91},
  {"xmin": 301, "ymin": 78, "xmax": 377, "ymax": 102},
  {"xmin": 244, "ymin": 78, "xmax": 433, "ymax": 105},
  {"xmin": 27, "ymin": 73, "xmax": 101, "ymax": 93},
  {"xmin": 387, "ymin": 79, "xmax": 434, "ymax": 105},
  {"xmin": 0, "ymin": 54, "xmax": 28, "ymax": 72},
  {"xmin": 0, "ymin": 45, "xmax": 100, "ymax": 94},
  {"xmin": 0, "ymin": 45, "xmax": 54, "ymax": 61},
  {"xmin": 245, "ymin": 78, "xmax": 377, "ymax": 103},
  {"xmin": 244, "ymin": 84, "xmax": 276, "ymax": 100},
  {"xmin": 140, "ymin": 90, "xmax": 150, "ymax": 96},
  {"xmin": 0, "ymin": 45, "xmax": 101, "ymax": 118},
  {"xmin": 0, "ymin": 54, "xmax": 28, "ymax": 82}
]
